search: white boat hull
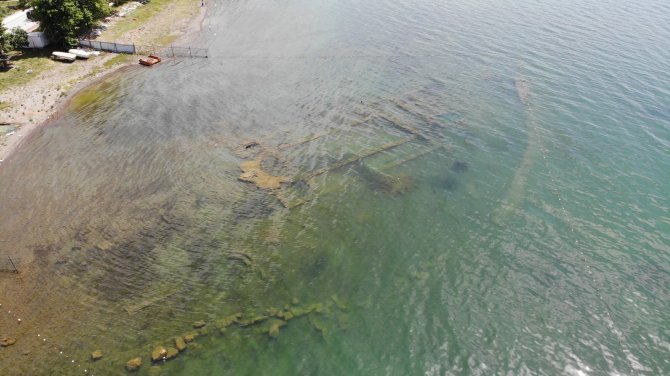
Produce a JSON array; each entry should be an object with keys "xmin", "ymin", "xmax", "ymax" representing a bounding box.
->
[
  {"xmin": 52, "ymin": 51, "xmax": 77, "ymax": 62},
  {"xmin": 68, "ymin": 49, "xmax": 91, "ymax": 59}
]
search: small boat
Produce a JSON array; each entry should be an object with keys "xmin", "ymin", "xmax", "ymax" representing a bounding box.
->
[
  {"xmin": 51, "ymin": 51, "xmax": 77, "ymax": 62},
  {"xmin": 68, "ymin": 49, "xmax": 91, "ymax": 59},
  {"xmin": 139, "ymin": 54, "xmax": 161, "ymax": 66}
]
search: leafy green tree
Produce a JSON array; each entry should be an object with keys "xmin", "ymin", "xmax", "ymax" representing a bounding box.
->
[
  {"xmin": 32, "ymin": 0, "xmax": 109, "ymax": 46},
  {"xmin": 8, "ymin": 27, "xmax": 29, "ymax": 49},
  {"xmin": 1, "ymin": 25, "xmax": 29, "ymax": 53},
  {"xmin": 18, "ymin": 0, "xmax": 32, "ymax": 9},
  {"xmin": 0, "ymin": 24, "xmax": 7, "ymax": 55}
]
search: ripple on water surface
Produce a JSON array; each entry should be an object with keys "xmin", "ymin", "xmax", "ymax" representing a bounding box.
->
[{"xmin": 1, "ymin": 0, "xmax": 670, "ymax": 374}]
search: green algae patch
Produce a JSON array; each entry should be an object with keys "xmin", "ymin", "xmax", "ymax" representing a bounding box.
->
[
  {"xmin": 70, "ymin": 79, "xmax": 121, "ymax": 113},
  {"xmin": 215, "ymin": 312, "xmax": 242, "ymax": 329}
]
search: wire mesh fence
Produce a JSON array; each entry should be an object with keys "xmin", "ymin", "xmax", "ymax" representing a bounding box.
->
[
  {"xmin": 135, "ymin": 45, "xmax": 209, "ymax": 58},
  {"xmin": 0, "ymin": 256, "xmax": 19, "ymax": 273},
  {"xmin": 79, "ymin": 39, "xmax": 135, "ymax": 54},
  {"xmin": 78, "ymin": 39, "xmax": 208, "ymax": 58}
]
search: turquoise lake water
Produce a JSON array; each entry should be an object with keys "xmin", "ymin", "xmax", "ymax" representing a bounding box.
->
[{"xmin": 0, "ymin": 0, "xmax": 669, "ymax": 374}]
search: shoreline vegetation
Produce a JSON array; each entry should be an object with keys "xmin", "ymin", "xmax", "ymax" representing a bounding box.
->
[{"xmin": 0, "ymin": 0, "xmax": 206, "ymax": 163}]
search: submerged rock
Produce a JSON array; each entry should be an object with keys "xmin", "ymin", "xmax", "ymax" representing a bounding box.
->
[
  {"xmin": 165, "ymin": 347, "xmax": 179, "ymax": 360},
  {"xmin": 288, "ymin": 305, "xmax": 315, "ymax": 318},
  {"xmin": 184, "ymin": 333, "xmax": 197, "ymax": 343},
  {"xmin": 309, "ymin": 302, "xmax": 328, "ymax": 314},
  {"xmin": 0, "ymin": 338, "xmax": 16, "ymax": 347},
  {"xmin": 309, "ymin": 314, "xmax": 329, "ymax": 335},
  {"xmin": 443, "ymin": 175, "xmax": 458, "ymax": 191},
  {"xmin": 90, "ymin": 350, "xmax": 103, "ymax": 361},
  {"xmin": 151, "ymin": 347, "xmax": 167, "ymax": 362},
  {"xmin": 239, "ymin": 159, "xmax": 291, "ymax": 190},
  {"xmin": 126, "ymin": 357, "xmax": 142, "ymax": 372},
  {"xmin": 451, "ymin": 160, "xmax": 469, "ymax": 173},
  {"xmin": 193, "ymin": 320, "xmax": 206, "ymax": 329},
  {"xmin": 331, "ymin": 295, "xmax": 347, "ymax": 310},
  {"xmin": 267, "ymin": 320, "xmax": 287, "ymax": 338},
  {"xmin": 356, "ymin": 163, "xmax": 414, "ymax": 194},
  {"xmin": 174, "ymin": 337, "xmax": 187, "ymax": 352},
  {"xmin": 239, "ymin": 315, "xmax": 268, "ymax": 327},
  {"xmin": 215, "ymin": 313, "xmax": 241, "ymax": 330}
]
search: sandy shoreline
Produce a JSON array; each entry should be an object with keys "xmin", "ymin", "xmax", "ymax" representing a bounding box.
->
[{"xmin": 0, "ymin": 0, "xmax": 208, "ymax": 164}]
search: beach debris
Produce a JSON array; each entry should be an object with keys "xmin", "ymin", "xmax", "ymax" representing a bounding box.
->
[
  {"xmin": 91, "ymin": 350, "xmax": 103, "ymax": 361},
  {"xmin": 125, "ymin": 357, "xmax": 142, "ymax": 372},
  {"xmin": 174, "ymin": 337, "xmax": 187, "ymax": 352},
  {"xmin": 231, "ymin": 85, "xmax": 458, "ymax": 209},
  {"xmin": 0, "ymin": 337, "xmax": 17, "ymax": 347},
  {"xmin": 150, "ymin": 346, "xmax": 167, "ymax": 362},
  {"xmin": 193, "ymin": 320, "xmax": 206, "ymax": 329},
  {"xmin": 226, "ymin": 251, "xmax": 252, "ymax": 266},
  {"xmin": 242, "ymin": 140, "xmax": 260, "ymax": 149}
]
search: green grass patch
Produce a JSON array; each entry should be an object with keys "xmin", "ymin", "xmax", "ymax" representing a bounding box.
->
[
  {"xmin": 0, "ymin": 0, "xmax": 19, "ymax": 17},
  {"xmin": 0, "ymin": 49, "xmax": 58, "ymax": 93},
  {"xmin": 75, "ymin": 53, "xmax": 133, "ymax": 83},
  {"xmin": 101, "ymin": 0, "xmax": 196, "ymax": 45},
  {"xmin": 103, "ymin": 53, "xmax": 133, "ymax": 69},
  {"xmin": 102, "ymin": 0, "xmax": 175, "ymax": 41},
  {"xmin": 0, "ymin": 1, "xmax": 18, "ymax": 18}
]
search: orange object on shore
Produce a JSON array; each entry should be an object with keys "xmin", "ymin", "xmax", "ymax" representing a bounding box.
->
[{"xmin": 139, "ymin": 54, "xmax": 162, "ymax": 66}]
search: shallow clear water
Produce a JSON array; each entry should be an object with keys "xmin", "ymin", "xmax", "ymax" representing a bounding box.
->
[{"xmin": 1, "ymin": 0, "xmax": 669, "ymax": 374}]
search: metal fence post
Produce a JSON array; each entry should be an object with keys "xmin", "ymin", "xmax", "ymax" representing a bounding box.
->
[{"xmin": 8, "ymin": 256, "xmax": 18, "ymax": 273}]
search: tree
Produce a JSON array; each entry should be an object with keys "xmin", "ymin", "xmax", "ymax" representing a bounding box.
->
[
  {"xmin": 1, "ymin": 25, "xmax": 29, "ymax": 53},
  {"xmin": 0, "ymin": 24, "xmax": 7, "ymax": 56},
  {"xmin": 8, "ymin": 27, "xmax": 29, "ymax": 49},
  {"xmin": 18, "ymin": 0, "xmax": 32, "ymax": 9},
  {"xmin": 31, "ymin": 0, "xmax": 109, "ymax": 46}
]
